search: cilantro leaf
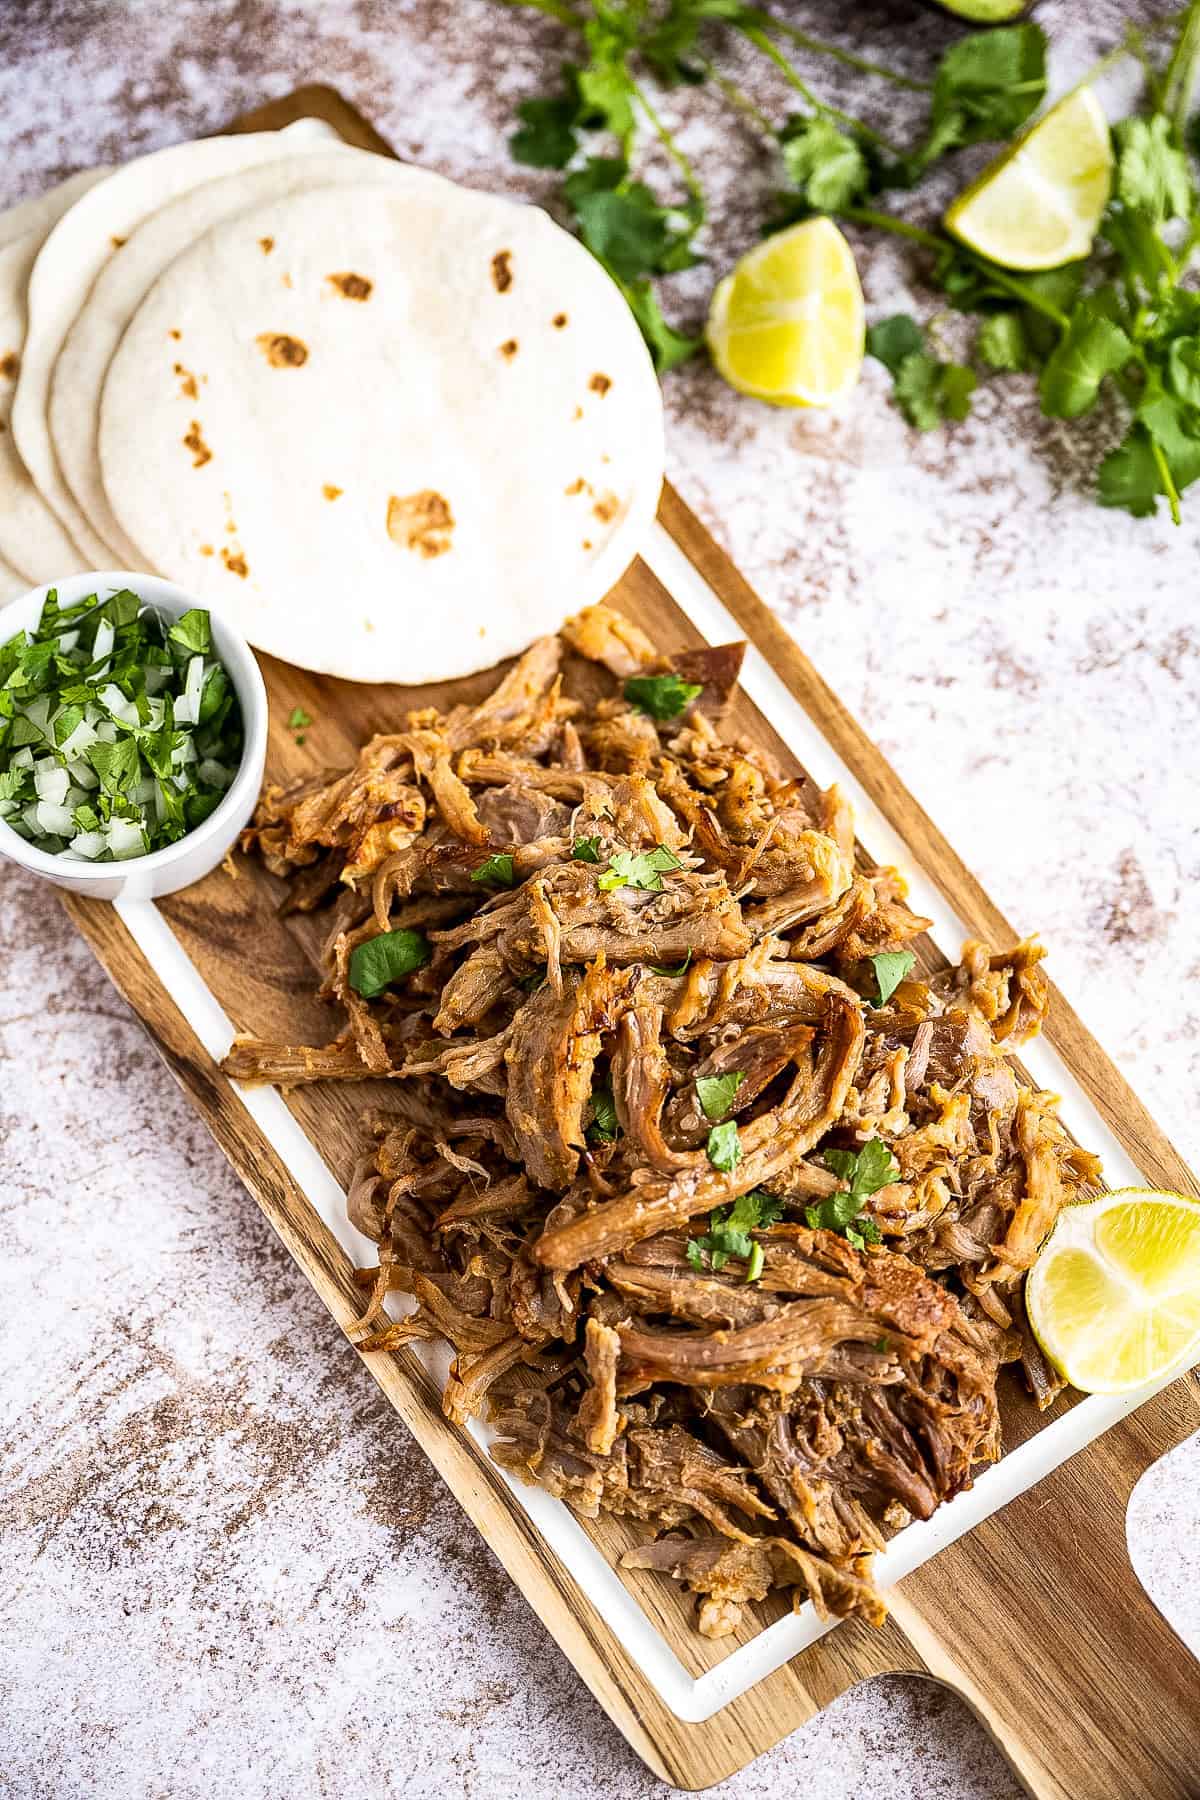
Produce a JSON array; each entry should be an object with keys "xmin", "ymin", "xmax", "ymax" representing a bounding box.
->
[
  {"xmin": 1038, "ymin": 304, "xmax": 1133, "ymax": 420},
  {"xmin": 470, "ymin": 852, "xmax": 516, "ymax": 888},
  {"xmin": 1113, "ymin": 114, "xmax": 1192, "ymax": 225},
  {"xmin": 624, "ymin": 672, "xmax": 703, "ymax": 719},
  {"xmin": 1167, "ymin": 334, "xmax": 1200, "ymax": 409},
  {"xmin": 922, "ymin": 24, "xmax": 1047, "ymax": 166},
  {"xmin": 511, "ymin": 82, "xmax": 583, "ymax": 169},
  {"xmin": 1097, "ymin": 425, "xmax": 1162, "ymax": 518},
  {"xmin": 976, "ymin": 311, "xmax": 1031, "ymax": 372},
  {"xmin": 869, "ymin": 950, "xmax": 916, "ymax": 1007},
  {"xmin": 348, "ymin": 928, "xmax": 431, "ymax": 998},
  {"xmin": 88, "ymin": 737, "xmax": 140, "ymax": 795},
  {"xmin": 706, "ymin": 1119, "xmax": 742, "ymax": 1172},
  {"xmin": 587, "ymin": 1082, "xmax": 619, "ymax": 1144},
  {"xmin": 778, "ymin": 115, "xmax": 871, "ymax": 212},
  {"xmin": 620, "ymin": 278, "xmax": 702, "ymax": 372},
  {"xmin": 287, "ymin": 706, "xmax": 312, "ymax": 729},
  {"xmin": 168, "ymin": 608, "xmax": 212, "ymax": 656},
  {"xmin": 696, "ymin": 1070, "xmax": 745, "ymax": 1121},
  {"xmin": 894, "ymin": 352, "xmax": 976, "ymax": 430},
  {"xmin": 572, "ymin": 836, "xmax": 603, "ymax": 862},
  {"xmin": 866, "ymin": 314, "xmax": 925, "ymax": 378},
  {"xmin": 597, "ymin": 844, "xmax": 682, "ymax": 892}
]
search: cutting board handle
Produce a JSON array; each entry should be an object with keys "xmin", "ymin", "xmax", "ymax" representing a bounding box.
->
[{"xmin": 886, "ymin": 1378, "xmax": 1200, "ymax": 1800}]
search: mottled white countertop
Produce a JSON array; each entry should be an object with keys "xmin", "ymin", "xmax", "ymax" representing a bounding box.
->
[{"xmin": 1, "ymin": 3, "xmax": 1198, "ymax": 1797}]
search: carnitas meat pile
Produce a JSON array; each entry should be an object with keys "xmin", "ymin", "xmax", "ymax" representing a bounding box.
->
[{"xmin": 224, "ymin": 603, "xmax": 1102, "ymax": 1638}]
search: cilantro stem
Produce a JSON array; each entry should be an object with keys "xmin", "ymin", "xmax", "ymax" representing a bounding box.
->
[
  {"xmin": 701, "ymin": 59, "xmax": 775, "ymax": 137},
  {"xmin": 1163, "ymin": 0, "xmax": 1200, "ymax": 131},
  {"xmin": 842, "ymin": 207, "xmax": 1072, "ymax": 328},
  {"xmin": 1150, "ymin": 434, "xmax": 1183, "ymax": 525},
  {"xmin": 742, "ymin": 10, "xmax": 932, "ymax": 94},
  {"xmin": 631, "ymin": 78, "xmax": 704, "ymax": 210},
  {"xmin": 739, "ymin": 24, "xmax": 903, "ymax": 158}
]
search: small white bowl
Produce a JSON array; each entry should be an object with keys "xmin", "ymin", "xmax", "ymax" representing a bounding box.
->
[{"xmin": 0, "ymin": 572, "xmax": 267, "ymax": 900}]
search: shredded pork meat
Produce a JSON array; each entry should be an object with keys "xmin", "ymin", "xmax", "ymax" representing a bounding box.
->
[{"xmin": 224, "ymin": 602, "xmax": 1100, "ymax": 1639}]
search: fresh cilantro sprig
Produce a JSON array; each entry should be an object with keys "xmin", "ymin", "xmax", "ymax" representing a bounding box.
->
[
  {"xmin": 686, "ymin": 1188, "xmax": 784, "ymax": 1281},
  {"xmin": 470, "ymin": 851, "xmax": 517, "ymax": 887},
  {"xmin": 696, "ymin": 1069, "xmax": 744, "ymax": 1120},
  {"xmin": 806, "ymin": 1138, "xmax": 898, "ymax": 1250},
  {"xmin": 706, "ymin": 1118, "xmax": 742, "ymax": 1171},
  {"xmin": 348, "ymin": 927, "xmax": 431, "ymax": 997}
]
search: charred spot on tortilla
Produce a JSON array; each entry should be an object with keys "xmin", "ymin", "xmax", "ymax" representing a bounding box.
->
[
  {"xmin": 0, "ymin": 351, "xmax": 18, "ymax": 381},
  {"xmin": 110, "ymin": 235, "xmax": 127, "ymax": 250},
  {"xmin": 581, "ymin": 538, "xmax": 593, "ymax": 550},
  {"xmin": 225, "ymin": 519, "xmax": 237, "ymax": 533},
  {"xmin": 499, "ymin": 338, "xmax": 518, "ymax": 359},
  {"xmin": 256, "ymin": 332, "xmax": 309, "ymax": 369},
  {"xmin": 221, "ymin": 547, "xmax": 249, "ymax": 578},
  {"xmin": 281, "ymin": 272, "xmax": 293, "ymax": 289},
  {"xmin": 168, "ymin": 328, "xmax": 181, "ymax": 341},
  {"xmin": 572, "ymin": 405, "xmax": 583, "ymax": 420},
  {"xmin": 387, "ymin": 490, "xmax": 455, "ymax": 559},
  {"xmin": 200, "ymin": 544, "xmax": 214, "ymax": 556},
  {"xmin": 553, "ymin": 312, "xmax": 568, "ymax": 329},
  {"xmin": 328, "ymin": 271, "xmax": 373, "ymax": 301},
  {"xmin": 323, "ymin": 483, "xmax": 343, "ymax": 501},
  {"xmin": 491, "ymin": 251, "xmax": 513, "ymax": 293},
  {"xmin": 182, "ymin": 420, "xmax": 212, "ymax": 468},
  {"xmin": 589, "ymin": 372, "xmax": 612, "ymax": 396},
  {"xmin": 173, "ymin": 361, "xmax": 198, "ymax": 400},
  {"xmin": 259, "ymin": 236, "xmax": 275, "ymax": 255},
  {"xmin": 564, "ymin": 477, "xmax": 586, "ymax": 497},
  {"xmin": 592, "ymin": 492, "xmax": 619, "ymax": 523}
]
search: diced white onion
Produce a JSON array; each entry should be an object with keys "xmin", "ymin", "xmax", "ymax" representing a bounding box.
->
[
  {"xmin": 178, "ymin": 654, "xmax": 204, "ymax": 726},
  {"xmin": 66, "ymin": 759, "xmax": 99, "ymax": 790},
  {"xmin": 59, "ymin": 717, "xmax": 98, "ymax": 760},
  {"xmin": 197, "ymin": 758, "xmax": 232, "ymax": 788},
  {"xmin": 171, "ymin": 737, "xmax": 197, "ymax": 767},
  {"xmin": 106, "ymin": 818, "xmax": 145, "ymax": 859},
  {"xmin": 36, "ymin": 800, "xmax": 75, "ymax": 836},
  {"xmin": 93, "ymin": 719, "xmax": 117, "ymax": 744},
  {"xmin": 67, "ymin": 830, "xmax": 106, "ymax": 860},
  {"xmin": 92, "ymin": 619, "xmax": 114, "ymax": 665},
  {"xmin": 0, "ymin": 799, "xmax": 16, "ymax": 819},
  {"xmin": 57, "ymin": 629, "xmax": 80, "ymax": 652},
  {"xmin": 9, "ymin": 746, "xmax": 35, "ymax": 772},
  {"xmin": 34, "ymin": 762, "xmax": 70, "ymax": 805},
  {"xmin": 129, "ymin": 777, "xmax": 156, "ymax": 806},
  {"xmin": 144, "ymin": 666, "xmax": 170, "ymax": 695},
  {"xmin": 22, "ymin": 695, "xmax": 51, "ymax": 738},
  {"xmin": 99, "ymin": 682, "xmax": 138, "ymax": 725}
]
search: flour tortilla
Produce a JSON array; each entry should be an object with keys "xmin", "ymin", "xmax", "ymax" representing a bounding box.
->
[
  {"xmin": 0, "ymin": 231, "xmax": 92, "ymax": 582},
  {"xmin": 50, "ymin": 147, "xmax": 451, "ymax": 568},
  {"xmin": 99, "ymin": 182, "xmax": 664, "ymax": 683},
  {"xmin": 12, "ymin": 120, "xmax": 338, "ymax": 566},
  {"xmin": 0, "ymin": 167, "xmax": 110, "ymax": 253}
]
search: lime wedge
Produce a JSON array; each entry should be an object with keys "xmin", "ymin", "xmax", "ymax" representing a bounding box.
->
[
  {"xmin": 706, "ymin": 217, "xmax": 864, "ymax": 408},
  {"xmin": 1026, "ymin": 1188, "xmax": 1200, "ymax": 1393},
  {"xmin": 944, "ymin": 86, "xmax": 1113, "ymax": 271}
]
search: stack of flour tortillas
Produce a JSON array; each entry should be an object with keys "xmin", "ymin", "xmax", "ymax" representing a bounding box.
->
[{"xmin": 0, "ymin": 120, "xmax": 664, "ymax": 681}]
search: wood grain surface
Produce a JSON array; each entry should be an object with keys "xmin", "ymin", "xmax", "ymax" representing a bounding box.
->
[{"xmin": 59, "ymin": 84, "xmax": 1200, "ymax": 1798}]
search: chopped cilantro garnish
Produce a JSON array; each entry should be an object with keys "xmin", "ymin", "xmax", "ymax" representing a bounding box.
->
[
  {"xmin": 0, "ymin": 588, "xmax": 242, "ymax": 862},
  {"xmin": 348, "ymin": 927, "xmax": 431, "ymax": 998},
  {"xmin": 687, "ymin": 1190, "xmax": 783, "ymax": 1279},
  {"xmin": 624, "ymin": 672, "xmax": 703, "ymax": 721},
  {"xmin": 706, "ymin": 1119, "xmax": 742, "ymax": 1173},
  {"xmin": 587, "ymin": 1082, "xmax": 619, "ymax": 1144},
  {"xmin": 869, "ymin": 950, "xmax": 916, "ymax": 1007},
  {"xmin": 572, "ymin": 836, "xmax": 603, "ymax": 862},
  {"xmin": 288, "ymin": 706, "xmax": 312, "ymax": 729},
  {"xmin": 806, "ymin": 1139, "xmax": 898, "ymax": 1246},
  {"xmin": 695, "ymin": 1070, "xmax": 744, "ymax": 1122},
  {"xmin": 649, "ymin": 950, "xmax": 692, "ymax": 977},
  {"xmin": 470, "ymin": 852, "xmax": 516, "ymax": 888},
  {"xmin": 597, "ymin": 844, "xmax": 681, "ymax": 893}
]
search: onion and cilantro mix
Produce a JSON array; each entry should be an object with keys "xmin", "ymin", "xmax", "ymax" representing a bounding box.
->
[{"xmin": 0, "ymin": 588, "xmax": 242, "ymax": 862}]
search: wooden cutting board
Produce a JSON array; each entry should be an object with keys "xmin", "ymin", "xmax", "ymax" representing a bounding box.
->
[{"xmin": 57, "ymin": 85, "xmax": 1200, "ymax": 1798}]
